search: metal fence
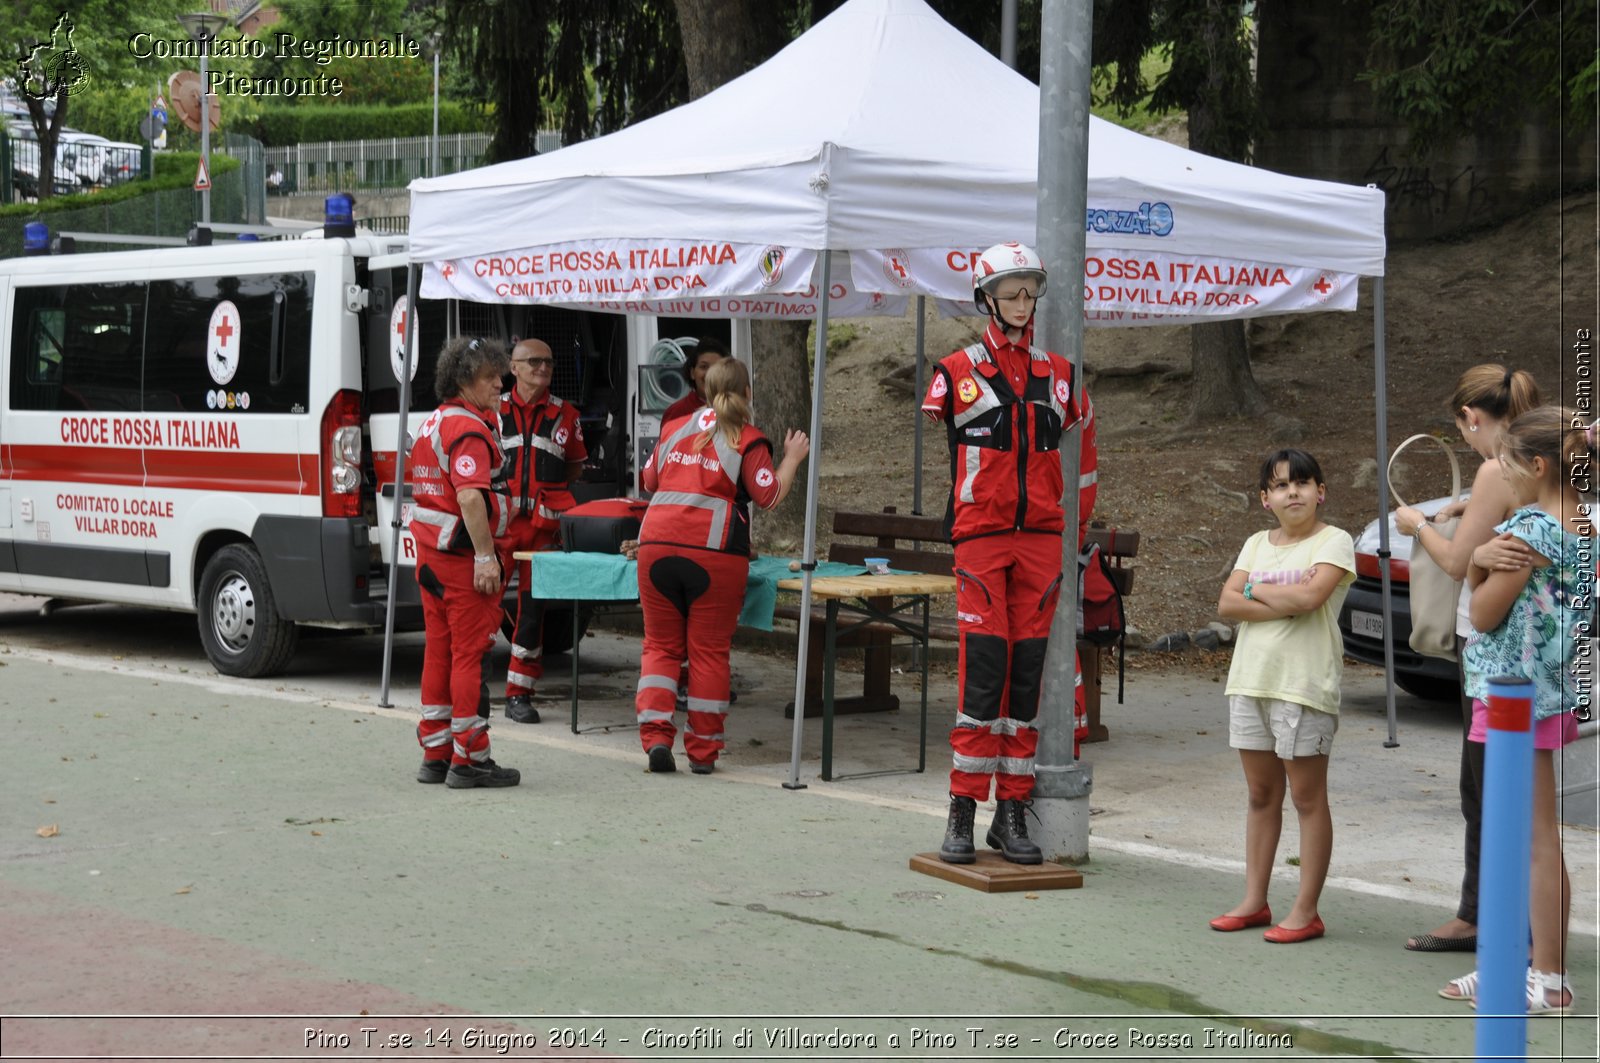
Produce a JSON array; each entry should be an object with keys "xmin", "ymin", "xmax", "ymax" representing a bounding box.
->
[{"xmin": 262, "ymin": 131, "xmax": 562, "ymax": 194}]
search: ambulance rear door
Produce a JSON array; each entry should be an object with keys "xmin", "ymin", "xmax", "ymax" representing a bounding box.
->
[{"xmin": 364, "ymin": 256, "xmax": 449, "ymax": 577}]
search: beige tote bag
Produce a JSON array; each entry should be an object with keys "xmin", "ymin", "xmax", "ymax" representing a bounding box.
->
[{"xmin": 1388, "ymin": 434, "xmax": 1464, "ymax": 662}]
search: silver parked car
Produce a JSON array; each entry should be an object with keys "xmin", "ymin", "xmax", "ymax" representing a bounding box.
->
[{"xmin": 1337, "ymin": 495, "xmax": 1462, "ymax": 701}]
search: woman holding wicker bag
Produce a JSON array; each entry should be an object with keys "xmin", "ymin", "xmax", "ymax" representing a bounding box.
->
[{"xmin": 1393, "ymin": 364, "xmax": 1541, "ymax": 955}]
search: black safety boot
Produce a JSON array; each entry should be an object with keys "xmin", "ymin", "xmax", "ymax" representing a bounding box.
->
[
  {"xmin": 647, "ymin": 745, "xmax": 677, "ymax": 773},
  {"xmin": 505, "ymin": 695, "xmax": 541, "ymax": 724},
  {"xmin": 986, "ymin": 799, "xmax": 1043, "ymax": 864},
  {"xmin": 445, "ymin": 758, "xmax": 522, "ymax": 788},
  {"xmin": 689, "ymin": 760, "xmax": 715, "ymax": 775},
  {"xmin": 938, "ymin": 795, "xmax": 977, "ymax": 864},
  {"xmin": 416, "ymin": 758, "xmax": 449, "ymax": 785}
]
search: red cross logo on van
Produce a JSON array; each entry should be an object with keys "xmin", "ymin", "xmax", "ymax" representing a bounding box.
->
[{"xmin": 207, "ymin": 300, "xmax": 241, "ymax": 386}]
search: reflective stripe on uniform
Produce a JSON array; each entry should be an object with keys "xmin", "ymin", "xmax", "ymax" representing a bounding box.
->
[
  {"xmin": 408, "ymin": 506, "xmax": 460, "ymax": 550},
  {"xmin": 952, "ymin": 343, "xmax": 1005, "ymax": 428},
  {"xmin": 958, "ymin": 447, "xmax": 982, "ymax": 504},
  {"xmin": 420, "ymin": 702, "xmax": 452, "ymax": 722},
  {"xmin": 686, "ymin": 695, "xmax": 729, "ymax": 714},
  {"xmin": 998, "ymin": 756, "xmax": 1035, "ymax": 776},
  {"xmin": 953, "ymin": 751, "xmax": 999, "ymax": 774},
  {"xmin": 638, "ymin": 674, "xmax": 678, "ymax": 694},
  {"xmin": 649, "ymin": 490, "xmax": 731, "ymax": 550}
]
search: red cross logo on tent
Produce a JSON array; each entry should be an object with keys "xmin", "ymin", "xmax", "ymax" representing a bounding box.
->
[
  {"xmin": 442, "ymin": 263, "xmax": 455, "ymax": 279},
  {"xmin": 1313, "ymin": 275, "xmax": 1332, "ymax": 294},
  {"xmin": 881, "ymin": 248, "xmax": 914, "ymax": 290}
]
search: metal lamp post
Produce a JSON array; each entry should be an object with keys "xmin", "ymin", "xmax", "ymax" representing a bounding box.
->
[
  {"xmin": 429, "ymin": 33, "xmax": 442, "ymax": 178},
  {"xmin": 177, "ymin": 11, "xmax": 229, "ymax": 226}
]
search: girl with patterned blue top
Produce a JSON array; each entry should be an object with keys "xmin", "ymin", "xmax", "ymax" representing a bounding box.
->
[{"xmin": 1439, "ymin": 406, "xmax": 1594, "ymax": 1016}]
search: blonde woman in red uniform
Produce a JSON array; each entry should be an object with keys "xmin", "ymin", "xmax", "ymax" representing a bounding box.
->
[{"xmin": 634, "ymin": 358, "xmax": 809, "ymax": 774}]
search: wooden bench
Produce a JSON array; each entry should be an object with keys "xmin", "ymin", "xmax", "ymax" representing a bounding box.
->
[{"xmin": 774, "ymin": 507, "xmax": 1137, "ymax": 743}]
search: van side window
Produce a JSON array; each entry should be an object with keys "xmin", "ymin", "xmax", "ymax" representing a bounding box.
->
[
  {"xmin": 8, "ymin": 283, "xmax": 143, "ymax": 411},
  {"xmin": 143, "ymin": 272, "xmax": 313, "ymax": 414}
]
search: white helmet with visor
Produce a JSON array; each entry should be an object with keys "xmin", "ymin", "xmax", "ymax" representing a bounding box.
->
[{"xmin": 972, "ymin": 241, "xmax": 1048, "ymax": 314}]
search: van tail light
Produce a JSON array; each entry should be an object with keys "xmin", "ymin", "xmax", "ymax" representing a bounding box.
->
[{"xmin": 321, "ymin": 389, "xmax": 364, "ymax": 518}]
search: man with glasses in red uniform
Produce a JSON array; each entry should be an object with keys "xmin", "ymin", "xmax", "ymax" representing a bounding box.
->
[
  {"xmin": 921, "ymin": 242, "xmax": 1096, "ymax": 864},
  {"xmin": 499, "ymin": 338, "xmax": 586, "ymax": 724}
]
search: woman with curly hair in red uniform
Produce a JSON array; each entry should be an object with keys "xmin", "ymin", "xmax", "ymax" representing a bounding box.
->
[
  {"xmin": 409, "ymin": 337, "xmax": 521, "ymax": 789},
  {"xmin": 634, "ymin": 358, "xmax": 809, "ymax": 774}
]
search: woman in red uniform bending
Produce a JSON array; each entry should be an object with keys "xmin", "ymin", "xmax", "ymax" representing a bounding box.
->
[{"xmin": 634, "ymin": 358, "xmax": 808, "ymax": 774}]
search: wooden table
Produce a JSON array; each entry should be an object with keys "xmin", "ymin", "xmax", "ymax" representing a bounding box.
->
[{"xmin": 777, "ymin": 572, "xmax": 957, "ymax": 781}]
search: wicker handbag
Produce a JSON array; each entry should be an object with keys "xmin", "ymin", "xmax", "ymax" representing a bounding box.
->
[{"xmin": 1388, "ymin": 434, "xmax": 1464, "ymax": 662}]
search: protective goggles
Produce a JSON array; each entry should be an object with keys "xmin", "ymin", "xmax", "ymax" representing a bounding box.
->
[{"xmin": 985, "ymin": 275, "xmax": 1047, "ymax": 302}]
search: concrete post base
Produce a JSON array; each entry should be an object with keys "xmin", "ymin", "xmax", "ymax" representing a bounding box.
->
[{"xmin": 1031, "ymin": 761, "xmax": 1093, "ymax": 863}]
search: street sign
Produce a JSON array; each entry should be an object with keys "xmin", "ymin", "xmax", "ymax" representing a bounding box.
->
[
  {"xmin": 194, "ymin": 155, "xmax": 211, "ymax": 191},
  {"xmin": 138, "ymin": 113, "xmax": 159, "ymax": 141}
]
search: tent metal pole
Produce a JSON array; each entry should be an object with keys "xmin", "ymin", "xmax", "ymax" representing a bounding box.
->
[
  {"xmin": 379, "ymin": 262, "xmax": 422, "ymax": 708},
  {"xmin": 1374, "ymin": 274, "xmax": 1399, "ymax": 746},
  {"xmin": 784, "ymin": 251, "xmax": 833, "ymax": 790},
  {"xmin": 913, "ymin": 295, "xmax": 926, "ymax": 514}
]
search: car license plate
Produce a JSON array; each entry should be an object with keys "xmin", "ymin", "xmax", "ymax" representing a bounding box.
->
[{"xmin": 1350, "ymin": 610, "xmax": 1384, "ymax": 639}]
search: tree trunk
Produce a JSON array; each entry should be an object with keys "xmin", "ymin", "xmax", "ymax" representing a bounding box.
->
[
  {"xmin": 673, "ymin": 0, "xmax": 812, "ymax": 546},
  {"xmin": 1187, "ymin": 319, "xmax": 1264, "ymax": 420},
  {"xmin": 750, "ymin": 319, "xmax": 813, "ymax": 547},
  {"xmin": 1183, "ymin": 0, "xmax": 1265, "ymax": 422}
]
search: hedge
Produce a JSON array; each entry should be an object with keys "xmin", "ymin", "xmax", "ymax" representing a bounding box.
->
[{"xmin": 248, "ymin": 102, "xmax": 490, "ymax": 144}]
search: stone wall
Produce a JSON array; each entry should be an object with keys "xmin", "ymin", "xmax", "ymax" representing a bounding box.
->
[{"xmin": 1256, "ymin": 4, "xmax": 1596, "ymax": 243}]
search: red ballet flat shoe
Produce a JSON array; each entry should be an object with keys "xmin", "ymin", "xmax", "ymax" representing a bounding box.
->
[
  {"xmin": 1209, "ymin": 905, "xmax": 1272, "ymax": 932},
  {"xmin": 1263, "ymin": 917, "xmax": 1325, "ymax": 944}
]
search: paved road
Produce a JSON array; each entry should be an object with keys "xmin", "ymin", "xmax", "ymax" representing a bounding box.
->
[{"xmin": 1, "ymin": 594, "xmax": 1595, "ymax": 1060}]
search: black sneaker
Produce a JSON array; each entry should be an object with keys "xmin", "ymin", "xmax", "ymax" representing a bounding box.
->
[
  {"xmin": 505, "ymin": 695, "xmax": 541, "ymax": 724},
  {"xmin": 416, "ymin": 758, "xmax": 449, "ymax": 785},
  {"xmin": 445, "ymin": 758, "xmax": 521, "ymax": 788},
  {"xmin": 689, "ymin": 760, "xmax": 715, "ymax": 775},
  {"xmin": 647, "ymin": 745, "xmax": 677, "ymax": 773}
]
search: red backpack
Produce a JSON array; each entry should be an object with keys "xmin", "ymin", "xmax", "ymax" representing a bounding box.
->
[{"xmin": 1077, "ymin": 539, "xmax": 1128, "ymax": 701}]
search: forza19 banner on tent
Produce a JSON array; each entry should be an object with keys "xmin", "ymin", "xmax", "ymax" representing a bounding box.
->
[{"xmin": 850, "ymin": 248, "xmax": 1359, "ymax": 323}]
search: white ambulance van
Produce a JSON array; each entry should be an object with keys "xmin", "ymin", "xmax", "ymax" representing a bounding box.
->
[{"xmin": 0, "ymin": 221, "xmax": 743, "ymax": 678}]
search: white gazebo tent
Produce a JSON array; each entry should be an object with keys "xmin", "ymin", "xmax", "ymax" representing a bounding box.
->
[{"xmin": 396, "ymin": 0, "xmax": 1399, "ymax": 785}]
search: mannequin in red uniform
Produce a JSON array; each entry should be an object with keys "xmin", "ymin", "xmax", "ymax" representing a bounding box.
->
[
  {"xmin": 921, "ymin": 242, "xmax": 1095, "ymax": 862},
  {"xmin": 409, "ymin": 337, "xmax": 521, "ymax": 789},
  {"xmin": 499, "ymin": 337, "xmax": 587, "ymax": 724},
  {"xmin": 634, "ymin": 358, "xmax": 809, "ymax": 774}
]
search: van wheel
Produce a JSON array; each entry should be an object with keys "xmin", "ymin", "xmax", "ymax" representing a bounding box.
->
[{"xmin": 197, "ymin": 544, "xmax": 298, "ymax": 677}]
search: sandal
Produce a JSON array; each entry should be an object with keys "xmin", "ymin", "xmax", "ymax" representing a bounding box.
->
[
  {"xmin": 1527, "ymin": 969, "xmax": 1573, "ymax": 1018},
  {"xmin": 1438, "ymin": 971, "xmax": 1478, "ymax": 1002},
  {"xmin": 1405, "ymin": 932, "xmax": 1477, "ymax": 953}
]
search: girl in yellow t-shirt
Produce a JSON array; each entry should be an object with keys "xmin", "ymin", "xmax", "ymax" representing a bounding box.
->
[{"xmin": 1212, "ymin": 448, "xmax": 1356, "ymax": 944}]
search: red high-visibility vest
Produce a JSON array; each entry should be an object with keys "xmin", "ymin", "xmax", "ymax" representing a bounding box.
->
[
  {"xmin": 640, "ymin": 408, "xmax": 777, "ymax": 556},
  {"xmin": 407, "ymin": 400, "xmax": 510, "ymax": 553}
]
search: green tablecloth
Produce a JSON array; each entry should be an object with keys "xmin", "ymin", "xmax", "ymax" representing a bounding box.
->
[{"xmin": 524, "ymin": 552, "xmax": 864, "ymax": 631}]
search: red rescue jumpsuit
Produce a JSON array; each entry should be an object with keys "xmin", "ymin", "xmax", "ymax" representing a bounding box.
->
[
  {"xmin": 635, "ymin": 408, "xmax": 780, "ymax": 767},
  {"xmin": 408, "ymin": 400, "xmax": 512, "ymax": 770},
  {"xmin": 921, "ymin": 320, "xmax": 1095, "ymax": 801},
  {"xmin": 499, "ymin": 387, "xmax": 586, "ymax": 698}
]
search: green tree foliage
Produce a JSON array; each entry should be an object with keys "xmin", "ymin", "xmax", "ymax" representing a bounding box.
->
[
  {"xmin": 442, "ymin": 0, "xmax": 689, "ymax": 162},
  {"xmin": 1363, "ymin": 0, "xmax": 1597, "ymax": 156},
  {"xmin": 3, "ymin": 0, "xmax": 187, "ymax": 197},
  {"xmin": 246, "ymin": 102, "xmax": 489, "ymax": 145}
]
